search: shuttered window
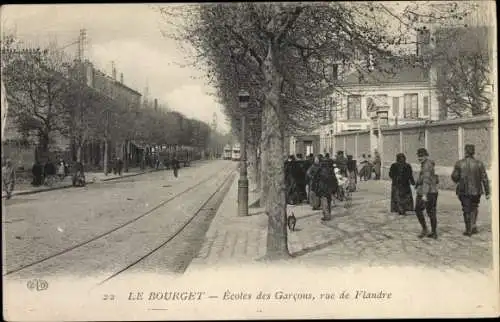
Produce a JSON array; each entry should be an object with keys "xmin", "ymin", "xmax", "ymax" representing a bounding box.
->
[
  {"xmin": 423, "ymin": 96, "xmax": 429, "ymax": 116},
  {"xmin": 392, "ymin": 97, "xmax": 400, "ymax": 117}
]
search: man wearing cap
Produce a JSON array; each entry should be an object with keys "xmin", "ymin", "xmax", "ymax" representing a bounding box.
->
[
  {"xmin": 414, "ymin": 148, "xmax": 439, "ymax": 239},
  {"xmin": 451, "ymin": 144, "xmax": 490, "ymax": 236}
]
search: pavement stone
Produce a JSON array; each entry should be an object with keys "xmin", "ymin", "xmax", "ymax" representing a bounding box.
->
[{"xmin": 188, "ymin": 178, "xmax": 493, "ymax": 274}]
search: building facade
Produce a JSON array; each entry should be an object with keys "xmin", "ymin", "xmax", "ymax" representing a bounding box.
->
[{"xmin": 318, "ymin": 63, "xmax": 442, "ymax": 155}]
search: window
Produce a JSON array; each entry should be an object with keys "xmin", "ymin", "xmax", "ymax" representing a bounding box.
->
[
  {"xmin": 347, "ymin": 95, "xmax": 362, "ymax": 120},
  {"xmin": 404, "ymin": 94, "xmax": 419, "ymax": 118},
  {"xmin": 423, "ymin": 96, "xmax": 429, "ymax": 116},
  {"xmin": 367, "ymin": 95, "xmax": 388, "ymax": 112},
  {"xmin": 392, "ymin": 97, "xmax": 400, "ymax": 117}
]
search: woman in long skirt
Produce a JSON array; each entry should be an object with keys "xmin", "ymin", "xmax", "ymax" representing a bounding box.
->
[{"xmin": 389, "ymin": 153, "xmax": 415, "ymax": 215}]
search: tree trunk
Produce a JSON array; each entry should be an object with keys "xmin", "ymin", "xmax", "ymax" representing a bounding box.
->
[
  {"xmin": 38, "ymin": 132, "xmax": 50, "ymax": 158},
  {"xmin": 124, "ymin": 140, "xmax": 129, "ymax": 172},
  {"xmin": 76, "ymin": 144, "xmax": 82, "ymax": 163},
  {"xmin": 262, "ymin": 41, "xmax": 289, "ymax": 260},
  {"xmin": 103, "ymin": 139, "xmax": 109, "ymax": 175}
]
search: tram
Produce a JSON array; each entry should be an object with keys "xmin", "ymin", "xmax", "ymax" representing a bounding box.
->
[
  {"xmin": 231, "ymin": 143, "xmax": 241, "ymax": 161},
  {"xmin": 223, "ymin": 144, "xmax": 232, "ymax": 160}
]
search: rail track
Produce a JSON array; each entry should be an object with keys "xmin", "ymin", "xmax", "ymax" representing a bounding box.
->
[
  {"xmin": 97, "ymin": 170, "xmax": 236, "ymax": 285},
  {"xmin": 3, "ymin": 166, "xmax": 235, "ymax": 277}
]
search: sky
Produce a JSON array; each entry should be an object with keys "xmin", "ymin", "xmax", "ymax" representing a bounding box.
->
[{"xmin": 1, "ymin": 4, "xmax": 230, "ymax": 134}]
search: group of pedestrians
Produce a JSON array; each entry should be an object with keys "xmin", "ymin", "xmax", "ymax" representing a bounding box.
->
[
  {"xmin": 107, "ymin": 156, "xmax": 124, "ymax": 176},
  {"xmin": 31, "ymin": 158, "xmax": 70, "ymax": 187},
  {"xmin": 285, "ymin": 151, "xmax": 358, "ymax": 222},
  {"xmin": 388, "ymin": 145, "xmax": 490, "ymax": 239},
  {"xmin": 358, "ymin": 150, "xmax": 382, "ymax": 181}
]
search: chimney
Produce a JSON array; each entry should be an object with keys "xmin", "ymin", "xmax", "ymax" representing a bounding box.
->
[
  {"xmin": 154, "ymin": 98, "xmax": 158, "ymax": 111},
  {"xmin": 120, "ymin": 73, "xmax": 124, "ymax": 83},
  {"xmin": 111, "ymin": 61, "xmax": 116, "ymax": 80}
]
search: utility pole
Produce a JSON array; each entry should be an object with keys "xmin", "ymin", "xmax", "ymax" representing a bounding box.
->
[{"xmin": 77, "ymin": 29, "xmax": 86, "ymax": 61}]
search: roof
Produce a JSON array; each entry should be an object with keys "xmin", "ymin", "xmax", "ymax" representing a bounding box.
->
[{"xmin": 342, "ymin": 61, "xmax": 430, "ymax": 85}]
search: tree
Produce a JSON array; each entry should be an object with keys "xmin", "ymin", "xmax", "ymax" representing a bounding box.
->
[
  {"xmin": 1, "ymin": 44, "xmax": 70, "ymax": 156},
  {"xmin": 434, "ymin": 26, "xmax": 492, "ymax": 117},
  {"xmin": 159, "ymin": 2, "xmax": 471, "ymax": 259}
]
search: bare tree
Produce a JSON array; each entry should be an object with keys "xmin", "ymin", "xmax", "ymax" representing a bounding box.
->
[
  {"xmin": 434, "ymin": 26, "xmax": 492, "ymax": 117},
  {"xmin": 1, "ymin": 44, "xmax": 70, "ymax": 157},
  {"xmin": 159, "ymin": 2, "xmax": 470, "ymax": 259}
]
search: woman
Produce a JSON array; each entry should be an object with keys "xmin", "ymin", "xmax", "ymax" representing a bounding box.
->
[
  {"xmin": 306, "ymin": 155, "xmax": 321, "ymax": 210},
  {"xmin": 346, "ymin": 155, "xmax": 357, "ymax": 192},
  {"xmin": 57, "ymin": 159, "xmax": 66, "ymax": 181},
  {"xmin": 389, "ymin": 153, "xmax": 415, "ymax": 215}
]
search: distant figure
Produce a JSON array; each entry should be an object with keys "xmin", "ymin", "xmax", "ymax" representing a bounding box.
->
[
  {"xmin": 171, "ymin": 155, "xmax": 180, "ymax": 178},
  {"xmin": 366, "ymin": 154, "xmax": 373, "ymax": 179},
  {"xmin": 2, "ymin": 159, "xmax": 16, "ymax": 199},
  {"xmin": 57, "ymin": 158, "xmax": 66, "ymax": 180},
  {"xmin": 451, "ymin": 144, "xmax": 490, "ymax": 236},
  {"xmin": 306, "ymin": 156, "xmax": 321, "ymax": 210},
  {"xmin": 373, "ymin": 150, "xmax": 382, "ymax": 180},
  {"xmin": 116, "ymin": 157, "xmax": 124, "ymax": 176},
  {"xmin": 389, "ymin": 153, "xmax": 415, "ymax": 216},
  {"xmin": 346, "ymin": 155, "xmax": 357, "ymax": 192},
  {"xmin": 316, "ymin": 154, "xmax": 338, "ymax": 221},
  {"xmin": 335, "ymin": 151, "xmax": 347, "ymax": 177},
  {"xmin": 31, "ymin": 160, "xmax": 44, "ymax": 186},
  {"xmin": 44, "ymin": 158, "xmax": 56, "ymax": 186},
  {"xmin": 414, "ymin": 148, "xmax": 439, "ymax": 239},
  {"xmin": 358, "ymin": 154, "xmax": 369, "ymax": 181},
  {"xmin": 72, "ymin": 160, "xmax": 86, "ymax": 187}
]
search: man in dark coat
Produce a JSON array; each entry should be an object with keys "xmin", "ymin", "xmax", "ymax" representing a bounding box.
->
[
  {"xmin": 306, "ymin": 155, "xmax": 321, "ymax": 210},
  {"xmin": 389, "ymin": 153, "xmax": 415, "ymax": 215},
  {"xmin": 414, "ymin": 148, "xmax": 439, "ymax": 239},
  {"xmin": 335, "ymin": 151, "xmax": 347, "ymax": 177},
  {"xmin": 31, "ymin": 160, "xmax": 44, "ymax": 186},
  {"xmin": 373, "ymin": 150, "xmax": 382, "ymax": 180},
  {"xmin": 315, "ymin": 154, "xmax": 338, "ymax": 221},
  {"xmin": 451, "ymin": 144, "xmax": 490, "ymax": 236}
]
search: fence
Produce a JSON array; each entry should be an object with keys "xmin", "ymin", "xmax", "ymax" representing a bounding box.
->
[{"xmin": 328, "ymin": 116, "xmax": 494, "ymax": 190}]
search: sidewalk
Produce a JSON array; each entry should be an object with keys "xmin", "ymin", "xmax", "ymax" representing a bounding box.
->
[
  {"xmin": 188, "ymin": 179, "xmax": 493, "ymax": 273},
  {"xmin": 2, "ymin": 167, "xmax": 161, "ymax": 199}
]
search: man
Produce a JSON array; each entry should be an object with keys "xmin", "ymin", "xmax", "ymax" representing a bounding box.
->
[
  {"xmin": 2, "ymin": 159, "xmax": 16, "ymax": 199},
  {"xmin": 414, "ymin": 148, "xmax": 439, "ymax": 239},
  {"xmin": 316, "ymin": 154, "xmax": 338, "ymax": 221},
  {"xmin": 451, "ymin": 144, "xmax": 490, "ymax": 236},
  {"xmin": 335, "ymin": 151, "xmax": 347, "ymax": 177},
  {"xmin": 373, "ymin": 150, "xmax": 382, "ymax": 180},
  {"xmin": 172, "ymin": 154, "xmax": 180, "ymax": 178}
]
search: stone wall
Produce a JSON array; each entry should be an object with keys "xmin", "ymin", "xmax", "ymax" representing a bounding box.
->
[{"xmin": 332, "ymin": 116, "xmax": 494, "ymax": 190}]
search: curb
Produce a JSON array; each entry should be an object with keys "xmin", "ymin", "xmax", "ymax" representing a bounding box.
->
[{"xmin": 2, "ymin": 168, "xmax": 163, "ymax": 199}]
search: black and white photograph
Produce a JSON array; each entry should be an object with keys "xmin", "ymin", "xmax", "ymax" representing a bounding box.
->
[{"xmin": 1, "ymin": 2, "xmax": 498, "ymax": 320}]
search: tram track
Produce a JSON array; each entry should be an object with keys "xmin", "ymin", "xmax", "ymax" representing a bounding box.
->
[
  {"xmin": 3, "ymin": 166, "xmax": 235, "ymax": 277},
  {"xmin": 97, "ymin": 170, "xmax": 236, "ymax": 285}
]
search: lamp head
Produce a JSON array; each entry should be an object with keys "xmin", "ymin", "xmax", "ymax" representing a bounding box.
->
[{"xmin": 238, "ymin": 90, "xmax": 250, "ymax": 103}]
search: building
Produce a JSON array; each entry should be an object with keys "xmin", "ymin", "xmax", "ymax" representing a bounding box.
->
[
  {"xmin": 317, "ymin": 61, "xmax": 440, "ymax": 155},
  {"xmin": 84, "ymin": 62, "xmax": 142, "ymax": 109}
]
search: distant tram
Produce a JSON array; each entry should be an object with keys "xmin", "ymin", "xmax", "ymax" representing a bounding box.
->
[
  {"xmin": 231, "ymin": 143, "xmax": 241, "ymax": 161},
  {"xmin": 223, "ymin": 144, "xmax": 232, "ymax": 160}
]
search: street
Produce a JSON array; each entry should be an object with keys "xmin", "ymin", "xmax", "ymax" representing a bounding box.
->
[{"xmin": 2, "ymin": 160, "xmax": 236, "ymax": 282}]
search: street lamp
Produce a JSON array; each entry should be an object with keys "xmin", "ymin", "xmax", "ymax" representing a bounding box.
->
[{"xmin": 238, "ymin": 89, "xmax": 250, "ymax": 217}]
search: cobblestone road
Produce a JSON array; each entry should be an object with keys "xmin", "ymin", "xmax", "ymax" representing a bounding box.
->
[{"xmin": 289, "ymin": 181, "xmax": 493, "ymax": 274}]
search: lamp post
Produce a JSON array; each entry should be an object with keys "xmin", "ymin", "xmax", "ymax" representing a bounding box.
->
[{"xmin": 238, "ymin": 89, "xmax": 250, "ymax": 217}]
